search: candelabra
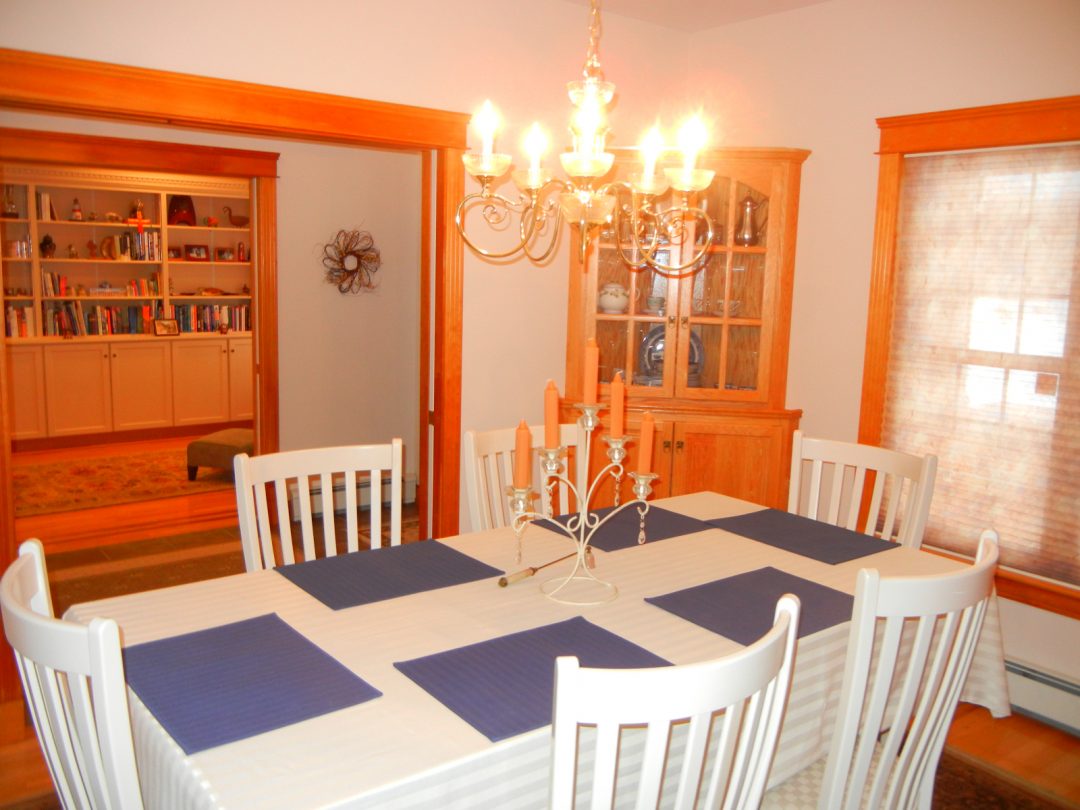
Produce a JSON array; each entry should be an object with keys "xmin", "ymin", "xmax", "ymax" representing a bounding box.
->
[{"xmin": 507, "ymin": 403, "xmax": 657, "ymax": 605}]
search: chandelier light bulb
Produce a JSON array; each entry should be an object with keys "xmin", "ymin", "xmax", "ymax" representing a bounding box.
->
[
  {"xmin": 640, "ymin": 126, "xmax": 665, "ymax": 181},
  {"xmin": 523, "ymin": 123, "xmax": 548, "ymax": 172},
  {"xmin": 473, "ymin": 100, "xmax": 501, "ymax": 158},
  {"xmin": 677, "ymin": 115, "xmax": 708, "ymax": 175},
  {"xmin": 572, "ymin": 97, "xmax": 604, "ymax": 158}
]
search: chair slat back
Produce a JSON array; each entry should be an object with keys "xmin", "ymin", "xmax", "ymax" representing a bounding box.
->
[
  {"xmin": 818, "ymin": 531, "xmax": 999, "ymax": 810},
  {"xmin": 234, "ymin": 440, "xmax": 403, "ymax": 571},
  {"xmin": 550, "ymin": 596, "xmax": 800, "ymax": 810},
  {"xmin": 464, "ymin": 424, "xmax": 586, "ymax": 531},
  {"xmin": 789, "ymin": 430, "xmax": 937, "ymax": 548},
  {"xmin": 1, "ymin": 539, "xmax": 143, "ymax": 810}
]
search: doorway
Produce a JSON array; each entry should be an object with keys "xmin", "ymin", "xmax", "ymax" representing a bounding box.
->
[{"xmin": 0, "ymin": 48, "xmax": 468, "ymax": 702}]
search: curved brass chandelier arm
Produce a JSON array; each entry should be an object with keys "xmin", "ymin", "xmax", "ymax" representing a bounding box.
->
[
  {"xmin": 455, "ymin": 190, "xmax": 549, "ymax": 260},
  {"xmin": 605, "ymin": 183, "xmax": 717, "ymax": 276},
  {"xmin": 520, "ymin": 201, "xmax": 565, "ymax": 263}
]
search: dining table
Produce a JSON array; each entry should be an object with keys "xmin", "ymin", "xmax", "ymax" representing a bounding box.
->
[{"xmin": 65, "ymin": 491, "xmax": 1011, "ymax": 809}]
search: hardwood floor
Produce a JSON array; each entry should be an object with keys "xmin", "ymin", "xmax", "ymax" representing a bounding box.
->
[
  {"xmin": 2, "ymin": 438, "xmax": 1078, "ymax": 806},
  {"xmin": 13, "ymin": 435, "xmax": 239, "ymax": 554}
]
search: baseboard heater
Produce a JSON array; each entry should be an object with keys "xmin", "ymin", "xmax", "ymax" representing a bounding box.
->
[
  {"xmin": 1004, "ymin": 659, "xmax": 1080, "ymax": 736},
  {"xmin": 287, "ymin": 473, "xmax": 417, "ymax": 518}
]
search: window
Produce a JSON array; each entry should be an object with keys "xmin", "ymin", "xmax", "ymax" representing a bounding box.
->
[{"xmin": 860, "ymin": 96, "xmax": 1080, "ymax": 609}]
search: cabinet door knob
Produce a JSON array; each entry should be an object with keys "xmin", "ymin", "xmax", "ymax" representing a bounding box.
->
[
  {"xmin": 680, "ymin": 316, "xmax": 689, "ymax": 327},
  {"xmin": 667, "ymin": 315, "xmax": 676, "ymax": 325},
  {"xmin": 663, "ymin": 440, "xmax": 672, "ymax": 451},
  {"xmin": 676, "ymin": 440, "xmax": 684, "ymax": 451}
]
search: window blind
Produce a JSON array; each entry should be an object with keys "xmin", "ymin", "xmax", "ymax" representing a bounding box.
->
[{"xmin": 885, "ymin": 144, "xmax": 1080, "ymax": 585}]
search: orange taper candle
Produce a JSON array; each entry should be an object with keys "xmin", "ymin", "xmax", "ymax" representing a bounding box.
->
[
  {"xmin": 514, "ymin": 420, "xmax": 532, "ymax": 489},
  {"xmin": 544, "ymin": 380, "xmax": 560, "ymax": 449},
  {"xmin": 583, "ymin": 338, "xmax": 599, "ymax": 405},
  {"xmin": 637, "ymin": 412, "xmax": 655, "ymax": 473},
  {"xmin": 610, "ymin": 372, "xmax": 625, "ymax": 437}
]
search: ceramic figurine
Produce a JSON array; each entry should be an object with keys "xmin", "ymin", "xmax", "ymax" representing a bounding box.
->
[
  {"xmin": 70, "ymin": 198, "xmax": 83, "ymax": 221},
  {"xmin": 204, "ymin": 216, "xmax": 219, "ymax": 227},
  {"xmin": 39, "ymin": 234, "xmax": 56, "ymax": 258},
  {"xmin": 223, "ymin": 206, "xmax": 249, "ymax": 227},
  {"xmin": 67, "ymin": 243, "xmax": 78, "ymax": 258},
  {"xmin": 86, "ymin": 239, "xmax": 98, "ymax": 258}
]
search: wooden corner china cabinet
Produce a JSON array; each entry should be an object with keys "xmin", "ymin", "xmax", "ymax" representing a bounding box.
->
[{"xmin": 563, "ymin": 147, "xmax": 809, "ymax": 509}]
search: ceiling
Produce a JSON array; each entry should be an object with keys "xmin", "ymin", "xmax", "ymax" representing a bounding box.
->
[{"xmin": 563, "ymin": 0, "xmax": 830, "ymax": 32}]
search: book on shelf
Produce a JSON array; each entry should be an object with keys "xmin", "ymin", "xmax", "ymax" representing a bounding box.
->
[
  {"xmin": 4, "ymin": 304, "xmax": 31, "ymax": 338},
  {"xmin": 36, "ymin": 192, "xmax": 57, "ymax": 221}
]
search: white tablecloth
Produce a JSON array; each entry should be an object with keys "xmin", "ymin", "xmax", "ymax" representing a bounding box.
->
[{"xmin": 66, "ymin": 492, "xmax": 1010, "ymax": 809}]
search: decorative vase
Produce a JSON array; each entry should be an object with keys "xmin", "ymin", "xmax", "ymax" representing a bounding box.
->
[
  {"xmin": 735, "ymin": 193, "xmax": 760, "ymax": 247},
  {"xmin": 598, "ymin": 282, "xmax": 630, "ymax": 314}
]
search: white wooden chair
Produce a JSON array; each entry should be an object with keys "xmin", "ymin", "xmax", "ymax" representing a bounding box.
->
[
  {"xmin": 234, "ymin": 439, "xmax": 403, "ymax": 571},
  {"xmin": 788, "ymin": 430, "xmax": 937, "ymax": 549},
  {"xmin": 463, "ymin": 423, "xmax": 587, "ymax": 531},
  {"xmin": 1, "ymin": 539, "xmax": 143, "ymax": 810},
  {"xmin": 764, "ymin": 530, "xmax": 999, "ymax": 810},
  {"xmin": 550, "ymin": 595, "xmax": 801, "ymax": 810}
]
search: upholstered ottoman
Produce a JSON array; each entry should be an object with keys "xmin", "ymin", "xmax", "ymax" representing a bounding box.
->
[{"xmin": 186, "ymin": 428, "xmax": 254, "ymax": 481}]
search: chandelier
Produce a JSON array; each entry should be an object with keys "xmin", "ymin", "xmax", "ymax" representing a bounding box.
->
[{"xmin": 455, "ymin": 0, "xmax": 717, "ymax": 275}]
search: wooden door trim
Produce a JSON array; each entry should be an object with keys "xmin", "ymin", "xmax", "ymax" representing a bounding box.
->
[
  {"xmin": 0, "ymin": 48, "xmax": 468, "ymax": 701},
  {"xmin": 418, "ymin": 151, "xmax": 433, "ymax": 540},
  {"xmin": 0, "ymin": 49, "xmax": 467, "ymax": 151}
]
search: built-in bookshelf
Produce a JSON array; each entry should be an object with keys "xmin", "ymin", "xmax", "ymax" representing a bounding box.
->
[
  {"xmin": 3, "ymin": 164, "xmax": 258, "ymax": 440},
  {"xmin": 1, "ymin": 165, "xmax": 253, "ymax": 340}
]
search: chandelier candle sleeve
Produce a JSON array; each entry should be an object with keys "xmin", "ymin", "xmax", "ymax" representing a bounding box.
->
[
  {"xmin": 475, "ymin": 101, "xmax": 499, "ymax": 158},
  {"xmin": 637, "ymin": 413, "xmax": 655, "ymax": 474},
  {"xmin": 514, "ymin": 420, "xmax": 532, "ymax": 489},
  {"xmin": 545, "ymin": 380, "xmax": 560, "ymax": 449},
  {"xmin": 610, "ymin": 372, "xmax": 625, "ymax": 437},
  {"xmin": 583, "ymin": 339, "xmax": 599, "ymax": 405}
]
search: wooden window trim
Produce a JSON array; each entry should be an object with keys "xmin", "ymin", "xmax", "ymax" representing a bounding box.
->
[{"xmin": 858, "ymin": 95, "xmax": 1080, "ymax": 618}]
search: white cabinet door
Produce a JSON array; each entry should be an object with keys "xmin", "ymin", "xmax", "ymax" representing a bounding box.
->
[
  {"xmin": 171, "ymin": 339, "xmax": 229, "ymax": 425},
  {"xmin": 43, "ymin": 343, "xmax": 112, "ymax": 435},
  {"xmin": 228, "ymin": 337, "xmax": 253, "ymax": 421},
  {"xmin": 6, "ymin": 345, "xmax": 47, "ymax": 439},
  {"xmin": 110, "ymin": 342, "xmax": 173, "ymax": 430}
]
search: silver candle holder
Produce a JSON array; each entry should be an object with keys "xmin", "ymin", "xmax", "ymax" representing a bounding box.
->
[{"xmin": 508, "ymin": 402, "xmax": 657, "ymax": 605}]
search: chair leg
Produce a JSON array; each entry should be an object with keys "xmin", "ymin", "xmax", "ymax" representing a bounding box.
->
[{"xmin": 187, "ymin": 465, "xmax": 198, "ymax": 481}]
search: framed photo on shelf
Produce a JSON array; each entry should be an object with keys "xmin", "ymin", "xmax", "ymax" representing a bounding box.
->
[
  {"xmin": 215, "ymin": 247, "xmax": 235, "ymax": 261},
  {"xmin": 184, "ymin": 244, "xmax": 209, "ymax": 261},
  {"xmin": 167, "ymin": 247, "xmax": 183, "ymax": 259},
  {"xmin": 153, "ymin": 318, "xmax": 179, "ymax": 336}
]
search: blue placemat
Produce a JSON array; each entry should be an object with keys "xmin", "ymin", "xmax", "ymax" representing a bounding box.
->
[
  {"xmin": 535, "ymin": 505, "xmax": 711, "ymax": 552},
  {"xmin": 707, "ymin": 509, "xmax": 898, "ymax": 564},
  {"xmin": 394, "ymin": 616, "xmax": 670, "ymax": 742},
  {"xmin": 123, "ymin": 614, "xmax": 381, "ymax": 754},
  {"xmin": 275, "ymin": 541, "xmax": 502, "ymax": 609},
  {"xmin": 646, "ymin": 566, "xmax": 854, "ymax": 645}
]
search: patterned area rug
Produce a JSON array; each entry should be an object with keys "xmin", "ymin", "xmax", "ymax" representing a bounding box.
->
[{"xmin": 13, "ymin": 449, "xmax": 233, "ymax": 517}]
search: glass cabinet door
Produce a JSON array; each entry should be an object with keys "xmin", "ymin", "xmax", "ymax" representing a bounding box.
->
[
  {"xmin": 595, "ymin": 245, "xmax": 677, "ymax": 394},
  {"xmin": 674, "ymin": 173, "xmax": 769, "ymax": 399}
]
